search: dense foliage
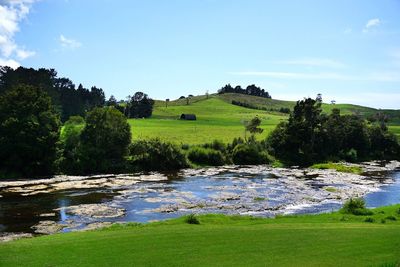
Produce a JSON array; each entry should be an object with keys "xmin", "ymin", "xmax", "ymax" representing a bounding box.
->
[
  {"xmin": 78, "ymin": 107, "xmax": 132, "ymax": 173},
  {"xmin": 187, "ymin": 147, "xmax": 226, "ymax": 166},
  {"xmin": 267, "ymin": 98, "xmax": 400, "ymax": 166},
  {"xmin": 0, "ymin": 67, "xmax": 106, "ymax": 122},
  {"xmin": 231, "ymin": 100, "xmax": 290, "ymax": 113},
  {"xmin": 125, "ymin": 92, "xmax": 154, "ymax": 118},
  {"xmin": 128, "ymin": 139, "xmax": 188, "ymax": 171},
  {"xmin": 0, "ymin": 85, "xmax": 60, "ymax": 177},
  {"xmin": 218, "ymin": 84, "xmax": 271, "ymax": 98}
]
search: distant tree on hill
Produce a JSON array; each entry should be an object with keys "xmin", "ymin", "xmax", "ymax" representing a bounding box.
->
[
  {"xmin": 316, "ymin": 93, "xmax": 322, "ymax": 103},
  {"xmin": 245, "ymin": 116, "xmax": 263, "ymax": 140},
  {"xmin": 218, "ymin": 84, "xmax": 271, "ymax": 98},
  {"xmin": 106, "ymin": 95, "xmax": 118, "ymax": 106},
  {"xmin": 179, "ymin": 96, "xmax": 185, "ymax": 99},
  {"xmin": 0, "ymin": 85, "xmax": 60, "ymax": 177},
  {"xmin": 126, "ymin": 92, "xmax": 154, "ymax": 118},
  {"xmin": 166, "ymin": 98, "xmax": 170, "ymax": 108}
]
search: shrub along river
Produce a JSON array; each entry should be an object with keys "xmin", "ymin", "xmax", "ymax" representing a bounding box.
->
[{"xmin": 0, "ymin": 161, "xmax": 399, "ymax": 240}]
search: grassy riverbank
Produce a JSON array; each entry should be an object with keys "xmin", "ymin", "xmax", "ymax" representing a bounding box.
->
[{"xmin": 1, "ymin": 205, "xmax": 400, "ymax": 266}]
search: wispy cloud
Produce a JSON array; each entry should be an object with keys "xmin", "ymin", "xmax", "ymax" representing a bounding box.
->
[
  {"xmin": 363, "ymin": 18, "xmax": 381, "ymax": 33},
  {"xmin": 276, "ymin": 58, "xmax": 346, "ymax": 69},
  {"xmin": 59, "ymin": 34, "xmax": 82, "ymax": 49},
  {"xmin": 229, "ymin": 70, "xmax": 400, "ymax": 82},
  {"xmin": 0, "ymin": 0, "xmax": 37, "ymax": 68}
]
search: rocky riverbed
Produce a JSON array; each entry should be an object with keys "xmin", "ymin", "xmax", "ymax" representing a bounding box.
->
[{"xmin": 1, "ymin": 161, "xmax": 399, "ymax": 241}]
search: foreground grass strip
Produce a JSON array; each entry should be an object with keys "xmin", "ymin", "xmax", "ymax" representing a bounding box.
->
[{"xmin": 1, "ymin": 206, "xmax": 400, "ymax": 267}]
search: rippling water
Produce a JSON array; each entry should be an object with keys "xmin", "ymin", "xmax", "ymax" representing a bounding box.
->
[{"xmin": 0, "ymin": 165, "xmax": 399, "ymax": 235}]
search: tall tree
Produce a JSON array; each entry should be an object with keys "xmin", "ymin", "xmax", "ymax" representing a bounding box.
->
[
  {"xmin": 0, "ymin": 85, "xmax": 60, "ymax": 177},
  {"xmin": 79, "ymin": 107, "xmax": 131, "ymax": 173}
]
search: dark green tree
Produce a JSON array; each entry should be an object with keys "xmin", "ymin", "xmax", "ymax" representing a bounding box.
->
[
  {"xmin": 126, "ymin": 92, "xmax": 154, "ymax": 118},
  {"xmin": 0, "ymin": 85, "xmax": 61, "ymax": 177},
  {"xmin": 79, "ymin": 107, "xmax": 131, "ymax": 173},
  {"xmin": 245, "ymin": 116, "xmax": 263, "ymax": 140}
]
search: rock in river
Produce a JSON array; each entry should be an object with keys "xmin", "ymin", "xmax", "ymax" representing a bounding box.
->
[{"xmin": 58, "ymin": 203, "xmax": 125, "ymax": 218}]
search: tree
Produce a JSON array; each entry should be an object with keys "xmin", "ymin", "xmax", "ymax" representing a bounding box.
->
[
  {"xmin": 245, "ymin": 116, "xmax": 263, "ymax": 140},
  {"xmin": 316, "ymin": 93, "xmax": 322, "ymax": 103},
  {"xmin": 267, "ymin": 98, "xmax": 323, "ymax": 165},
  {"xmin": 79, "ymin": 107, "xmax": 131, "ymax": 173},
  {"xmin": 106, "ymin": 95, "xmax": 118, "ymax": 106},
  {"xmin": 126, "ymin": 92, "xmax": 154, "ymax": 118},
  {"xmin": 0, "ymin": 85, "xmax": 60, "ymax": 177},
  {"xmin": 166, "ymin": 98, "xmax": 170, "ymax": 108}
]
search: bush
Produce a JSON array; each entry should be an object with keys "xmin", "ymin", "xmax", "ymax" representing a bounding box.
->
[
  {"xmin": 385, "ymin": 215, "xmax": 397, "ymax": 221},
  {"xmin": 187, "ymin": 147, "xmax": 226, "ymax": 166},
  {"xmin": 344, "ymin": 149, "xmax": 358, "ymax": 163},
  {"xmin": 185, "ymin": 214, "xmax": 200, "ymax": 224},
  {"xmin": 203, "ymin": 140, "xmax": 226, "ymax": 152},
  {"xmin": 59, "ymin": 116, "xmax": 85, "ymax": 174},
  {"xmin": 232, "ymin": 144, "xmax": 271, "ymax": 165},
  {"xmin": 128, "ymin": 139, "xmax": 188, "ymax": 171},
  {"xmin": 364, "ymin": 217, "xmax": 375, "ymax": 223},
  {"xmin": 340, "ymin": 198, "xmax": 373, "ymax": 216}
]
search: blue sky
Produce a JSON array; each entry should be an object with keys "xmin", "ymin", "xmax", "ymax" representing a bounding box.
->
[{"xmin": 1, "ymin": 0, "xmax": 400, "ymax": 108}]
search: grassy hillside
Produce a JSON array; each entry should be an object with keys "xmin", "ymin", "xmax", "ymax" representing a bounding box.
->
[
  {"xmin": 130, "ymin": 93, "xmax": 400, "ymax": 144},
  {"xmin": 1, "ymin": 205, "xmax": 400, "ymax": 267},
  {"xmin": 130, "ymin": 96, "xmax": 288, "ymax": 144}
]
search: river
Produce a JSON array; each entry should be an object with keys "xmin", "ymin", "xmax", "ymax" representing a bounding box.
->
[{"xmin": 0, "ymin": 161, "xmax": 399, "ymax": 238}]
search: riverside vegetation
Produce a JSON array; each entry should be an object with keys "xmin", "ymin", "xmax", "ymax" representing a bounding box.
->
[{"xmin": 0, "ymin": 66, "xmax": 399, "ymax": 177}]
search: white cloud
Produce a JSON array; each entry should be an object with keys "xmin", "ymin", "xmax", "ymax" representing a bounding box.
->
[
  {"xmin": 0, "ymin": 0, "xmax": 37, "ymax": 68},
  {"xmin": 0, "ymin": 57, "xmax": 19, "ymax": 68},
  {"xmin": 16, "ymin": 48, "xmax": 35, "ymax": 59},
  {"xmin": 59, "ymin": 34, "xmax": 82, "ymax": 49},
  {"xmin": 276, "ymin": 58, "xmax": 346, "ymax": 68},
  {"xmin": 363, "ymin": 18, "xmax": 381, "ymax": 33}
]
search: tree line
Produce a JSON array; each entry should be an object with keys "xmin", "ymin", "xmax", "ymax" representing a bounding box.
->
[
  {"xmin": 0, "ymin": 67, "xmax": 399, "ymax": 178},
  {"xmin": 0, "ymin": 66, "xmax": 154, "ymax": 121},
  {"xmin": 218, "ymin": 84, "xmax": 271, "ymax": 98}
]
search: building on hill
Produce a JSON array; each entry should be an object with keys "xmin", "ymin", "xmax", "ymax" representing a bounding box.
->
[{"xmin": 180, "ymin": 114, "xmax": 197, "ymax": 120}]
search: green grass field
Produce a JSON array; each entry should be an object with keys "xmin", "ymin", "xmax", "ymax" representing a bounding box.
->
[
  {"xmin": 389, "ymin": 125, "xmax": 400, "ymax": 138},
  {"xmin": 130, "ymin": 97, "xmax": 288, "ymax": 144},
  {"xmin": 129, "ymin": 94, "xmax": 400, "ymax": 144},
  {"xmin": 1, "ymin": 205, "xmax": 400, "ymax": 266}
]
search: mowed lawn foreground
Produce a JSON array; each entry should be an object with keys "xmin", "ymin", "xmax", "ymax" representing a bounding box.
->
[{"xmin": 1, "ymin": 205, "xmax": 400, "ymax": 267}]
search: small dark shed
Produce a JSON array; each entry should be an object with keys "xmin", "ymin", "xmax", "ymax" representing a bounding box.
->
[{"xmin": 180, "ymin": 114, "xmax": 197, "ymax": 120}]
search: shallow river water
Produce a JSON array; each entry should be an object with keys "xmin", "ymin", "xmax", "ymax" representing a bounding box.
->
[{"xmin": 0, "ymin": 161, "xmax": 399, "ymax": 238}]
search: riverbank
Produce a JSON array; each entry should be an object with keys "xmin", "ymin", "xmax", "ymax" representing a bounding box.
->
[{"xmin": 1, "ymin": 205, "xmax": 400, "ymax": 266}]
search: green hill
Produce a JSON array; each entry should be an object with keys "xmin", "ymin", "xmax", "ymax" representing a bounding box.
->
[
  {"xmin": 130, "ymin": 93, "xmax": 400, "ymax": 144},
  {"xmin": 130, "ymin": 96, "xmax": 287, "ymax": 144}
]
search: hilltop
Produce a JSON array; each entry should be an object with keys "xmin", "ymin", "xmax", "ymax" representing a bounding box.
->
[{"xmin": 130, "ymin": 93, "xmax": 400, "ymax": 144}]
